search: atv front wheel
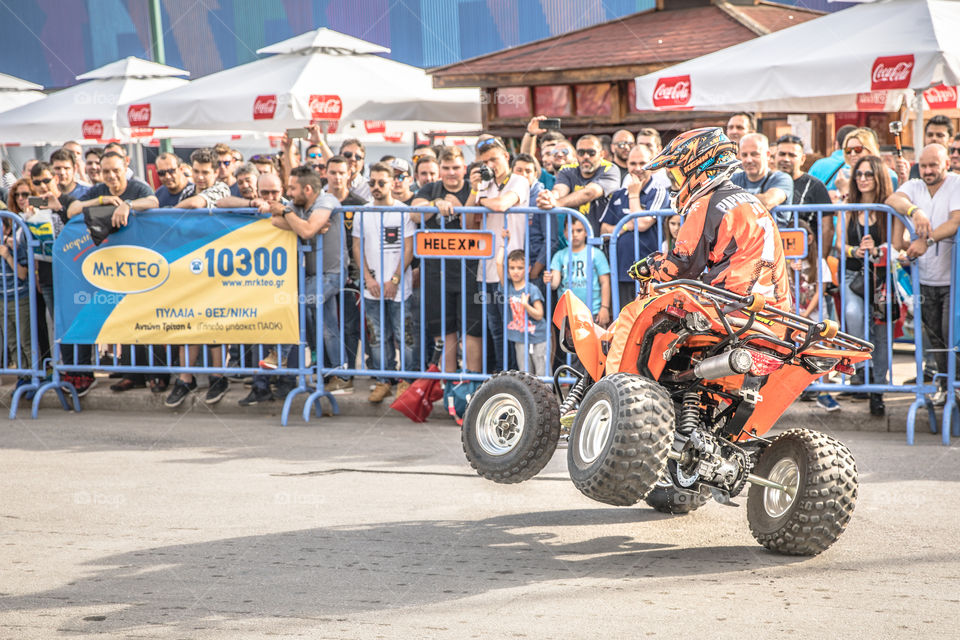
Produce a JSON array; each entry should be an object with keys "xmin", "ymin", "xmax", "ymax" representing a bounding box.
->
[
  {"xmin": 462, "ymin": 371, "xmax": 560, "ymax": 484},
  {"xmin": 567, "ymin": 373, "xmax": 674, "ymax": 506},
  {"xmin": 747, "ymin": 429, "xmax": 858, "ymax": 556}
]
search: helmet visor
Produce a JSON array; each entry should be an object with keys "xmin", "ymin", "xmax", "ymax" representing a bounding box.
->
[{"xmin": 665, "ymin": 166, "xmax": 684, "ymax": 192}]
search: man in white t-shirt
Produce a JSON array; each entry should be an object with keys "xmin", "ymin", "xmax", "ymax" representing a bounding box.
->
[
  {"xmin": 888, "ymin": 144, "xmax": 960, "ymax": 401},
  {"xmin": 469, "ymin": 136, "xmax": 530, "ymax": 372},
  {"xmin": 352, "ymin": 162, "xmax": 416, "ymax": 403}
]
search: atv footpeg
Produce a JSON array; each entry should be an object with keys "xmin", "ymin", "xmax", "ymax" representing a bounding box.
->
[{"xmin": 708, "ymin": 487, "xmax": 739, "ymax": 507}]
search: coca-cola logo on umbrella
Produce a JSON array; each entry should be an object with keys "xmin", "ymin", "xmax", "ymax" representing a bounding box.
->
[
  {"xmin": 127, "ymin": 103, "xmax": 151, "ymax": 127},
  {"xmin": 924, "ymin": 85, "xmax": 958, "ymax": 110},
  {"xmin": 253, "ymin": 94, "xmax": 278, "ymax": 120},
  {"xmin": 871, "ymin": 55, "xmax": 914, "ymax": 91},
  {"xmin": 309, "ymin": 94, "xmax": 342, "ymax": 120},
  {"xmin": 82, "ymin": 119, "xmax": 104, "ymax": 139},
  {"xmin": 856, "ymin": 91, "xmax": 887, "ymax": 112},
  {"xmin": 652, "ymin": 75, "xmax": 691, "ymax": 109}
]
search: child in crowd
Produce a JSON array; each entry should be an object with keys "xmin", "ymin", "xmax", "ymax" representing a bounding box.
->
[
  {"xmin": 661, "ymin": 214, "xmax": 681, "ymax": 253},
  {"xmin": 496, "ymin": 246, "xmax": 547, "ymax": 376},
  {"xmin": 544, "ymin": 217, "xmax": 611, "ymax": 326}
]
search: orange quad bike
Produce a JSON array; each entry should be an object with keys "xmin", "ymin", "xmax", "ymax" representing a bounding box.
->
[{"xmin": 462, "ymin": 278, "xmax": 873, "ymax": 556}]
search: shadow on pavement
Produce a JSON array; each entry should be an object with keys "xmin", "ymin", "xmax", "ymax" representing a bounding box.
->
[{"xmin": 6, "ymin": 509, "xmax": 802, "ymax": 634}]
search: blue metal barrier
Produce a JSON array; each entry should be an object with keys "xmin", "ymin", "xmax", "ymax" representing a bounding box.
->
[
  {"xmin": 1, "ymin": 211, "xmax": 45, "ymax": 419},
  {"xmin": 312, "ymin": 206, "xmax": 595, "ymax": 402},
  {"xmin": 940, "ymin": 228, "xmax": 960, "ymax": 445}
]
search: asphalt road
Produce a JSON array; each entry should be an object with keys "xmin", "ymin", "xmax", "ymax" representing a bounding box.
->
[{"xmin": 1, "ymin": 409, "xmax": 958, "ymax": 639}]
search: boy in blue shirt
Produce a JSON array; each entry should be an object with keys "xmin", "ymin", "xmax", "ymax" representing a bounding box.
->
[
  {"xmin": 544, "ymin": 217, "xmax": 612, "ymax": 327},
  {"xmin": 495, "ymin": 247, "xmax": 548, "ymax": 376}
]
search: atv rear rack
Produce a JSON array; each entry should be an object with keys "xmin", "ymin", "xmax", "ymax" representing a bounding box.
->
[{"xmin": 652, "ymin": 280, "xmax": 873, "ymax": 354}]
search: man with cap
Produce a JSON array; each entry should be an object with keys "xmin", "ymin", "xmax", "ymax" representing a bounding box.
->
[{"xmin": 390, "ymin": 158, "xmax": 416, "ymax": 205}]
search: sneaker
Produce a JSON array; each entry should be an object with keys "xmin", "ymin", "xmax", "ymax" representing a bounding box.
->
[
  {"xmin": 258, "ymin": 350, "xmax": 278, "ymax": 370},
  {"xmin": 930, "ymin": 389, "xmax": 948, "ymax": 407},
  {"xmin": 368, "ymin": 382, "xmax": 392, "ymax": 403},
  {"xmin": 870, "ymin": 393, "xmax": 885, "ymax": 417},
  {"xmin": 397, "ymin": 380, "xmax": 411, "ymax": 396},
  {"xmin": 164, "ymin": 378, "xmax": 197, "ymax": 408},
  {"xmin": 799, "ymin": 390, "xmax": 817, "ymax": 402},
  {"xmin": 326, "ymin": 377, "xmax": 353, "ymax": 394},
  {"xmin": 273, "ymin": 380, "xmax": 296, "ymax": 401},
  {"xmin": 205, "ymin": 375, "xmax": 230, "ymax": 405},
  {"xmin": 238, "ymin": 386, "xmax": 273, "ymax": 406},
  {"xmin": 74, "ymin": 376, "xmax": 97, "ymax": 397},
  {"xmin": 816, "ymin": 393, "xmax": 840, "ymax": 412}
]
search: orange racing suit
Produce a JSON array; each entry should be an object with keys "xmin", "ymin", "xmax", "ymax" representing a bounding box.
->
[{"xmin": 647, "ymin": 180, "xmax": 790, "ymax": 311}]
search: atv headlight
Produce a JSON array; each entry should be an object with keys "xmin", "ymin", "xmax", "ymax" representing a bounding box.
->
[{"xmin": 800, "ymin": 355, "xmax": 840, "ymax": 374}]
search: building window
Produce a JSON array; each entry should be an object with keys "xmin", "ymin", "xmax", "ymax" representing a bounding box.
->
[
  {"xmin": 533, "ymin": 85, "xmax": 572, "ymax": 116},
  {"xmin": 575, "ymin": 83, "xmax": 613, "ymax": 117},
  {"xmin": 494, "ymin": 87, "xmax": 531, "ymax": 119}
]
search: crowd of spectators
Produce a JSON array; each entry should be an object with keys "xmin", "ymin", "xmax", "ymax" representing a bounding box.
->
[{"xmin": 0, "ymin": 112, "xmax": 957, "ymax": 418}]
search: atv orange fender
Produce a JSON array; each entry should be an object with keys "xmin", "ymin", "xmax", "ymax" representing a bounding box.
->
[{"xmin": 553, "ymin": 290, "xmax": 607, "ymax": 381}]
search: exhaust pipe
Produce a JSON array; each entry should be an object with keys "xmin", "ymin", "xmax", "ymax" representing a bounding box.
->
[{"xmin": 672, "ymin": 348, "xmax": 753, "ymax": 383}]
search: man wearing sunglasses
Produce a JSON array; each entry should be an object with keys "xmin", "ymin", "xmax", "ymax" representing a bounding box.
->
[
  {"xmin": 214, "ymin": 143, "xmax": 240, "ymax": 197},
  {"xmin": 537, "ymin": 135, "xmax": 619, "ymax": 236},
  {"xmin": 389, "ymin": 158, "xmax": 416, "ymax": 205},
  {"xmin": 150, "ymin": 153, "xmax": 192, "ymax": 207},
  {"xmin": 610, "ymin": 130, "xmax": 635, "ymax": 181},
  {"xmin": 340, "ymin": 139, "xmax": 371, "ymax": 202}
]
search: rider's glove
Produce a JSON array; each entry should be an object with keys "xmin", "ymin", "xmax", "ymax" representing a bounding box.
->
[{"xmin": 628, "ymin": 258, "xmax": 652, "ymax": 282}]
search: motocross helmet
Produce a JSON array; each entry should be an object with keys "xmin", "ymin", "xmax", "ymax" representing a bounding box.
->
[{"xmin": 644, "ymin": 127, "xmax": 740, "ymax": 214}]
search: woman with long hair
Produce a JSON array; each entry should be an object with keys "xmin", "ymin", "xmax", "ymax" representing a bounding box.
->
[
  {"xmin": 6, "ymin": 178, "xmax": 34, "ymax": 215},
  {"xmin": 840, "ymin": 154, "xmax": 894, "ymax": 416}
]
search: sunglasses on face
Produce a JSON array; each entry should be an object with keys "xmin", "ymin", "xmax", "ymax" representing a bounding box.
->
[
  {"xmin": 613, "ymin": 141, "xmax": 632, "ymax": 148},
  {"xmin": 32, "ymin": 177, "xmax": 52, "ymax": 186},
  {"xmin": 307, "ymin": 152, "xmax": 323, "ymax": 159},
  {"xmin": 950, "ymin": 148, "xmax": 960, "ymax": 155},
  {"xmin": 310, "ymin": 163, "xmax": 326, "ymax": 171},
  {"xmin": 368, "ymin": 179, "xmax": 389, "ymax": 187},
  {"xmin": 576, "ymin": 148, "xmax": 597, "ymax": 157},
  {"xmin": 156, "ymin": 168, "xmax": 177, "ymax": 177},
  {"xmin": 219, "ymin": 160, "xmax": 232, "ymax": 167},
  {"xmin": 844, "ymin": 145, "xmax": 864, "ymax": 154},
  {"xmin": 15, "ymin": 191, "xmax": 30, "ymax": 198},
  {"xmin": 343, "ymin": 151, "xmax": 364, "ymax": 161},
  {"xmin": 552, "ymin": 148, "xmax": 569, "ymax": 157},
  {"xmin": 476, "ymin": 137, "xmax": 506, "ymax": 152},
  {"xmin": 776, "ymin": 134, "xmax": 803, "ymax": 145},
  {"xmin": 393, "ymin": 173, "xmax": 410, "ymax": 181},
  {"xmin": 855, "ymin": 170, "xmax": 875, "ymax": 179}
]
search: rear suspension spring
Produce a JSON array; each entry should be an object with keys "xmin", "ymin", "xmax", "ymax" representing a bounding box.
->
[
  {"xmin": 678, "ymin": 391, "xmax": 700, "ymax": 435},
  {"xmin": 559, "ymin": 378, "xmax": 588, "ymax": 416}
]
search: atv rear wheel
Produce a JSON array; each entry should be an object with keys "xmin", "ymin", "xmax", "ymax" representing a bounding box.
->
[
  {"xmin": 462, "ymin": 371, "xmax": 560, "ymax": 484},
  {"xmin": 747, "ymin": 429, "xmax": 858, "ymax": 556},
  {"xmin": 567, "ymin": 373, "xmax": 674, "ymax": 506}
]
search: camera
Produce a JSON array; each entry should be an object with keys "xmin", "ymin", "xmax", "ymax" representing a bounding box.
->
[
  {"xmin": 889, "ymin": 121, "xmax": 903, "ymax": 135},
  {"xmin": 28, "ymin": 196, "xmax": 47, "ymax": 208},
  {"xmin": 479, "ymin": 165, "xmax": 494, "ymax": 182}
]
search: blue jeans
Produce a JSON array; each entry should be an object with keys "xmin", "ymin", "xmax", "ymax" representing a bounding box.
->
[
  {"xmin": 363, "ymin": 297, "xmax": 415, "ymax": 383},
  {"xmin": 301, "ymin": 272, "xmax": 343, "ymax": 376},
  {"xmin": 843, "ymin": 269, "xmax": 889, "ymax": 384}
]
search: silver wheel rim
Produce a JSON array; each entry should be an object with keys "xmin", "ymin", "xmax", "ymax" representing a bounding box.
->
[
  {"xmin": 475, "ymin": 393, "xmax": 525, "ymax": 456},
  {"xmin": 577, "ymin": 398, "xmax": 612, "ymax": 465},
  {"xmin": 763, "ymin": 458, "xmax": 800, "ymax": 518}
]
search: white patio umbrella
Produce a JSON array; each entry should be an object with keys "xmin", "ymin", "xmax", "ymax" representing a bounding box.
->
[
  {"xmin": 633, "ymin": 0, "xmax": 959, "ymax": 123},
  {"xmin": 0, "ymin": 57, "xmax": 193, "ymax": 145},
  {"xmin": 0, "ymin": 72, "xmax": 44, "ymax": 114},
  {"xmin": 122, "ymin": 28, "xmax": 481, "ymax": 134}
]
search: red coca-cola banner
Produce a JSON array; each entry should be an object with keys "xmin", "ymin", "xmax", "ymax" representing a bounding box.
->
[
  {"xmin": 364, "ymin": 120, "xmax": 386, "ymax": 134},
  {"xmin": 856, "ymin": 91, "xmax": 887, "ymax": 112},
  {"xmin": 309, "ymin": 94, "xmax": 342, "ymax": 120},
  {"xmin": 127, "ymin": 103, "xmax": 151, "ymax": 127},
  {"xmin": 81, "ymin": 119, "xmax": 104, "ymax": 139},
  {"xmin": 871, "ymin": 55, "xmax": 914, "ymax": 91},
  {"xmin": 924, "ymin": 85, "xmax": 958, "ymax": 110},
  {"xmin": 253, "ymin": 95, "xmax": 278, "ymax": 120},
  {"xmin": 383, "ymin": 132, "xmax": 403, "ymax": 143},
  {"xmin": 652, "ymin": 75, "xmax": 691, "ymax": 109}
]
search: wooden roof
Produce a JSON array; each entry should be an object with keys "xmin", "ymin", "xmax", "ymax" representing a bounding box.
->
[{"xmin": 430, "ymin": 0, "xmax": 822, "ymax": 88}]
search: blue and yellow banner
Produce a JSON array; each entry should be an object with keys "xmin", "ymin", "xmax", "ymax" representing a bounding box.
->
[{"xmin": 54, "ymin": 211, "xmax": 299, "ymax": 344}]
